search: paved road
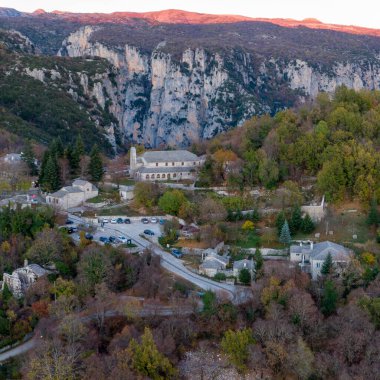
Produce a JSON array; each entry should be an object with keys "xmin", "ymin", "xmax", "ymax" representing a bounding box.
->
[
  {"xmin": 69, "ymin": 214, "xmax": 238, "ymax": 299},
  {"xmin": 0, "ymin": 336, "xmax": 37, "ymax": 363}
]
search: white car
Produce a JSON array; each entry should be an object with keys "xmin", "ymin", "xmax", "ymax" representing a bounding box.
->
[
  {"xmin": 110, "ymin": 218, "xmax": 117, "ymax": 224},
  {"xmin": 150, "ymin": 217, "xmax": 158, "ymax": 224},
  {"xmin": 102, "ymin": 218, "xmax": 109, "ymax": 223},
  {"xmin": 118, "ymin": 236, "xmax": 127, "ymax": 243}
]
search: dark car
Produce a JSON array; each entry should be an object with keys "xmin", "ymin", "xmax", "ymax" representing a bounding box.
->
[
  {"xmin": 159, "ymin": 218, "xmax": 166, "ymax": 225},
  {"xmin": 108, "ymin": 236, "xmax": 117, "ymax": 243},
  {"xmin": 116, "ymin": 218, "xmax": 124, "ymax": 224},
  {"xmin": 67, "ymin": 227, "xmax": 78, "ymax": 234},
  {"xmin": 141, "ymin": 218, "xmax": 149, "ymax": 224},
  {"xmin": 124, "ymin": 218, "xmax": 131, "ymax": 224},
  {"xmin": 99, "ymin": 236, "xmax": 109, "ymax": 243},
  {"xmin": 171, "ymin": 249, "xmax": 183, "ymax": 259},
  {"xmin": 143, "ymin": 229, "xmax": 155, "ymax": 236},
  {"xmin": 65, "ymin": 219, "xmax": 74, "ymax": 225},
  {"xmin": 85, "ymin": 233, "xmax": 93, "ymax": 240}
]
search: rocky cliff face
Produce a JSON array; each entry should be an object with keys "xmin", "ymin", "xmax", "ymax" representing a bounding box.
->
[{"xmin": 57, "ymin": 26, "xmax": 380, "ymax": 147}]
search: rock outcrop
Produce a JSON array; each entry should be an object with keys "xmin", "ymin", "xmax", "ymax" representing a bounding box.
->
[{"xmin": 57, "ymin": 26, "xmax": 380, "ymax": 148}]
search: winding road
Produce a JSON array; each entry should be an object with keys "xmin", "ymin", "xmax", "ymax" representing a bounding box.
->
[{"xmin": 68, "ymin": 214, "xmax": 242, "ymax": 300}]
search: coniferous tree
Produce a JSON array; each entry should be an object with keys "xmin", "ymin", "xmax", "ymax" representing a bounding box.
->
[
  {"xmin": 290, "ymin": 205, "xmax": 303, "ymax": 235},
  {"xmin": 38, "ymin": 150, "xmax": 50, "ymax": 186},
  {"xmin": 367, "ymin": 197, "xmax": 379, "ymax": 227},
  {"xmin": 276, "ymin": 211, "xmax": 286, "ymax": 236},
  {"xmin": 279, "ymin": 220, "xmax": 291, "ymax": 245},
  {"xmin": 321, "ymin": 279, "xmax": 338, "ymax": 316},
  {"xmin": 301, "ymin": 213, "xmax": 315, "ymax": 234},
  {"xmin": 88, "ymin": 144, "xmax": 103, "ymax": 182},
  {"xmin": 254, "ymin": 247, "xmax": 264, "ymax": 280},
  {"xmin": 74, "ymin": 135, "xmax": 85, "ymax": 157},
  {"xmin": 43, "ymin": 155, "xmax": 60, "ymax": 192},
  {"xmin": 21, "ymin": 140, "xmax": 38, "ymax": 176},
  {"xmin": 321, "ymin": 252, "xmax": 333, "ymax": 275}
]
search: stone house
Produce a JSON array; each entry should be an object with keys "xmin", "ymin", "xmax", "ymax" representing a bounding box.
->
[
  {"xmin": 130, "ymin": 147, "xmax": 204, "ymax": 182},
  {"xmin": 46, "ymin": 179, "xmax": 98, "ymax": 210},
  {"xmin": 233, "ymin": 259, "xmax": 255, "ymax": 277},
  {"xmin": 290, "ymin": 240, "xmax": 352, "ymax": 280},
  {"xmin": 199, "ymin": 249, "xmax": 230, "ymax": 277},
  {"xmin": 2, "ymin": 260, "xmax": 49, "ymax": 298}
]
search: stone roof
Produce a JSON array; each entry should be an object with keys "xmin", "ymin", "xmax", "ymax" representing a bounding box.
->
[
  {"xmin": 138, "ymin": 166, "xmax": 194, "ymax": 174},
  {"xmin": 200, "ymin": 260, "xmax": 225, "ymax": 270},
  {"xmin": 142, "ymin": 150, "xmax": 199, "ymax": 163},
  {"xmin": 310, "ymin": 241, "xmax": 351, "ymax": 261},
  {"xmin": 72, "ymin": 179, "xmax": 90, "ymax": 186},
  {"xmin": 233, "ymin": 259, "xmax": 255, "ymax": 271},
  {"xmin": 50, "ymin": 186, "xmax": 82, "ymax": 198}
]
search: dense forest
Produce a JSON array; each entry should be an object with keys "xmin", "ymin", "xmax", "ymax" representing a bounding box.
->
[
  {"xmin": 194, "ymin": 86, "xmax": 380, "ymax": 203},
  {"xmin": 0, "ymin": 206, "xmax": 378, "ymax": 379}
]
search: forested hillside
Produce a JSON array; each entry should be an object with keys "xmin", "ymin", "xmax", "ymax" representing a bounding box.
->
[
  {"xmin": 0, "ymin": 30, "xmax": 118, "ymax": 154},
  {"xmin": 195, "ymin": 86, "xmax": 380, "ymax": 202}
]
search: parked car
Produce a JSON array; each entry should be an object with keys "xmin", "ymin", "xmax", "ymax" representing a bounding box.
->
[
  {"xmin": 124, "ymin": 218, "xmax": 131, "ymax": 224},
  {"xmin": 108, "ymin": 236, "xmax": 117, "ymax": 243},
  {"xmin": 143, "ymin": 229, "xmax": 155, "ymax": 236},
  {"xmin": 150, "ymin": 217, "xmax": 158, "ymax": 224},
  {"xmin": 159, "ymin": 218, "xmax": 166, "ymax": 225},
  {"xmin": 118, "ymin": 236, "xmax": 127, "ymax": 243},
  {"xmin": 85, "ymin": 233, "xmax": 93, "ymax": 240},
  {"xmin": 110, "ymin": 218, "xmax": 117, "ymax": 224},
  {"xmin": 116, "ymin": 218, "xmax": 124, "ymax": 224},
  {"xmin": 67, "ymin": 227, "xmax": 78, "ymax": 234},
  {"xmin": 99, "ymin": 236, "xmax": 109, "ymax": 243},
  {"xmin": 141, "ymin": 218, "xmax": 149, "ymax": 224},
  {"xmin": 65, "ymin": 219, "xmax": 74, "ymax": 225},
  {"xmin": 102, "ymin": 218, "xmax": 109, "ymax": 224},
  {"xmin": 171, "ymin": 249, "xmax": 183, "ymax": 259}
]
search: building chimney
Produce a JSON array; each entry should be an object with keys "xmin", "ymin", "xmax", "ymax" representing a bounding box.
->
[
  {"xmin": 310, "ymin": 241, "xmax": 314, "ymax": 251},
  {"xmin": 24, "ymin": 259, "xmax": 28, "ymax": 267}
]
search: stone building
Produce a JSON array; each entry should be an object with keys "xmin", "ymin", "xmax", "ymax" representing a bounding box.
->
[
  {"xmin": 2, "ymin": 260, "xmax": 49, "ymax": 298},
  {"xmin": 46, "ymin": 179, "xmax": 98, "ymax": 210},
  {"xmin": 290, "ymin": 240, "xmax": 352, "ymax": 280},
  {"xmin": 130, "ymin": 147, "xmax": 204, "ymax": 181}
]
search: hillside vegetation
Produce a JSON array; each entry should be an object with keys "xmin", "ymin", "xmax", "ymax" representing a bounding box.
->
[
  {"xmin": 195, "ymin": 86, "xmax": 380, "ymax": 203},
  {"xmin": 0, "ymin": 30, "xmax": 115, "ymax": 153}
]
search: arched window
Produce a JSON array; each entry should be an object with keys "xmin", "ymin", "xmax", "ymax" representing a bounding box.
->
[
  {"xmin": 151, "ymin": 174, "xmax": 155, "ymax": 179},
  {"xmin": 162, "ymin": 174, "xmax": 166, "ymax": 178},
  {"xmin": 146, "ymin": 175, "xmax": 149, "ymax": 179},
  {"xmin": 173, "ymin": 173, "xmax": 177, "ymax": 178},
  {"xmin": 157, "ymin": 174, "xmax": 160, "ymax": 179}
]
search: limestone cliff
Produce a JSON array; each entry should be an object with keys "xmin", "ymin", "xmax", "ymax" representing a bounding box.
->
[{"xmin": 58, "ymin": 26, "xmax": 380, "ymax": 148}]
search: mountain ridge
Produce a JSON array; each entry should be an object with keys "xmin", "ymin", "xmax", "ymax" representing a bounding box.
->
[{"xmin": 1, "ymin": 7, "xmax": 379, "ymax": 37}]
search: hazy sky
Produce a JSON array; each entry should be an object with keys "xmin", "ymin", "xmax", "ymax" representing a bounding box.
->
[{"xmin": 2, "ymin": 0, "xmax": 379, "ymax": 29}]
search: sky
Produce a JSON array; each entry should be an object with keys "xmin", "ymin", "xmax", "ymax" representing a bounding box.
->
[{"xmin": 1, "ymin": 0, "xmax": 379, "ymax": 29}]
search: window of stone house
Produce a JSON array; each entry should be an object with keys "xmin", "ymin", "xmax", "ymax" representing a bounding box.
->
[
  {"xmin": 172, "ymin": 162, "xmax": 175, "ymax": 166},
  {"xmin": 181, "ymin": 162, "xmax": 184, "ymax": 166},
  {"xmin": 165, "ymin": 162, "xmax": 168, "ymax": 166},
  {"xmin": 156, "ymin": 163, "xmax": 158, "ymax": 166}
]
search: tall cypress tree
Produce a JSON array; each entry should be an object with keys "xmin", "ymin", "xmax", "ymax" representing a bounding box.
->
[
  {"xmin": 38, "ymin": 150, "xmax": 50, "ymax": 186},
  {"xmin": 21, "ymin": 140, "xmax": 38, "ymax": 176},
  {"xmin": 88, "ymin": 144, "xmax": 103, "ymax": 182},
  {"xmin": 290, "ymin": 205, "xmax": 303, "ymax": 235},
  {"xmin": 279, "ymin": 220, "xmax": 291, "ymax": 246},
  {"xmin": 43, "ymin": 155, "xmax": 61, "ymax": 192},
  {"xmin": 321, "ymin": 252, "xmax": 333, "ymax": 275},
  {"xmin": 301, "ymin": 213, "xmax": 315, "ymax": 234},
  {"xmin": 75, "ymin": 135, "xmax": 85, "ymax": 157}
]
